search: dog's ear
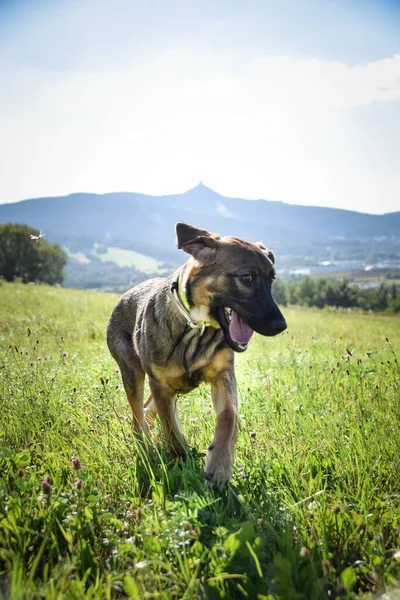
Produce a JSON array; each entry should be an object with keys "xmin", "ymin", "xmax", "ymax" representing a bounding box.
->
[
  {"xmin": 176, "ymin": 223, "xmax": 220, "ymax": 261},
  {"xmin": 254, "ymin": 241, "xmax": 275, "ymax": 264}
]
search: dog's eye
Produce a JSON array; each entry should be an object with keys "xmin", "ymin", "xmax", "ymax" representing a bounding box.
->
[{"xmin": 241, "ymin": 274, "xmax": 253, "ymax": 285}]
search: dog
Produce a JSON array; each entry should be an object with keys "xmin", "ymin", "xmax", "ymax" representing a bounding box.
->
[{"xmin": 107, "ymin": 222, "xmax": 287, "ymax": 490}]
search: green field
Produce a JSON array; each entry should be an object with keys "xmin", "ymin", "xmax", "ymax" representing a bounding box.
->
[
  {"xmin": 92, "ymin": 246, "xmax": 165, "ymax": 273},
  {"xmin": 0, "ymin": 282, "xmax": 399, "ymax": 599}
]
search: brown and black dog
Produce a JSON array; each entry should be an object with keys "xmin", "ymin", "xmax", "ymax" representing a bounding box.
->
[{"xmin": 107, "ymin": 223, "xmax": 287, "ymax": 490}]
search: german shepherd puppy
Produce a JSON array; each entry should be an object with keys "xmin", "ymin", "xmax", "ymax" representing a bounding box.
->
[{"xmin": 107, "ymin": 223, "xmax": 287, "ymax": 490}]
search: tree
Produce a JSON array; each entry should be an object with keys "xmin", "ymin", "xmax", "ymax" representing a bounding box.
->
[
  {"xmin": 271, "ymin": 278, "xmax": 288, "ymax": 306},
  {"xmin": 0, "ymin": 223, "xmax": 67, "ymax": 284},
  {"xmin": 296, "ymin": 276, "xmax": 316, "ymax": 307}
]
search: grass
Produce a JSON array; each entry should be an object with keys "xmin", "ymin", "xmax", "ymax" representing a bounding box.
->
[{"xmin": 0, "ymin": 281, "xmax": 399, "ymax": 599}]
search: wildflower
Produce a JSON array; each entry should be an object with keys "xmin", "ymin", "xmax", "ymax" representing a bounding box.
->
[
  {"xmin": 62, "ymin": 352, "xmax": 68, "ymax": 358},
  {"xmin": 300, "ymin": 546, "xmax": 310, "ymax": 558},
  {"xmin": 99, "ymin": 376, "xmax": 105, "ymax": 385},
  {"xmin": 322, "ymin": 559, "xmax": 333, "ymax": 575},
  {"xmin": 72, "ymin": 457, "xmax": 81, "ymax": 470},
  {"xmin": 76, "ymin": 479, "xmax": 83, "ymax": 491},
  {"xmin": 192, "ymin": 526, "xmax": 201, "ymax": 538},
  {"xmin": 257, "ymin": 518, "xmax": 265, "ymax": 529},
  {"xmin": 250, "ymin": 431, "xmax": 257, "ymax": 438},
  {"xmin": 135, "ymin": 560, "xmax": 150, "ymax": 569},
  {"xmin": 332, "ymin": 504, "xmax": 341, "ymax": 514},
  {"xmin": 336, "ymin": 584, "xmax": 348, "ymax": 596},
  {"xmin": 26, "ymin": 327, "xmax": 31, "ymax": 336},
  {"xmin": 40, "ymin": 480, "xmax": 52, "ymax": 494}
]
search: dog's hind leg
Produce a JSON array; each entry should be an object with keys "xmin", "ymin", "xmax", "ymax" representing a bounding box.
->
[
  {"xmin": 148, "ymin": 379, "xmax": 188, "ymax": 456},
  {"xmin": 119, "ymin": 360, "xmax": 150, "ymax": 437},
  {"xmin": 107, "ymin": 330, "xmax": 149, "ymax": 437}
]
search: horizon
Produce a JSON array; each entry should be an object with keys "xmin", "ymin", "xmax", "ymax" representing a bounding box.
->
[
  {"xmin": 2, "ymin": 181, "xmax": 399, "ymax": 216},
  {"xmin": 0, "ymin": 0, "xmax": 399, "ymax": 214}
]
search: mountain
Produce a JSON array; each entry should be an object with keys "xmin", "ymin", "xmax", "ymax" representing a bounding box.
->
[{"xmin": 1, "ymin": 184, "xmax": 399, "ymax": 289}]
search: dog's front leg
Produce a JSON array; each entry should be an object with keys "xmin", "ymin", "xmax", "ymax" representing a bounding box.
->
[
  {"xmin": 205, "ymin": 371, "xmax": 238, "ymax": 490},
  {"xmin": 149, "ymin": 378, "xmax": 188, "ymax": 456}
]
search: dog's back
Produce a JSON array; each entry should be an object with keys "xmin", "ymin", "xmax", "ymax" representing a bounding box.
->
[{"xmin": 107, "ymin": 277, "xmax": 169, "ymax": 363}]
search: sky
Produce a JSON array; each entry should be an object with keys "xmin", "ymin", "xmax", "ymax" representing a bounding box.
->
[{"xmin": 0, "ymin": 0, "xmax": 399, "ymax": 214}]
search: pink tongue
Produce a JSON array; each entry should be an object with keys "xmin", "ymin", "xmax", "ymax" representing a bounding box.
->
[{"xmin": 229, "ymin": 311, "xmax": 254, "ymax": 344}]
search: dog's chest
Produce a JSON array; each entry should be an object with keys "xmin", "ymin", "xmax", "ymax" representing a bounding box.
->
[{"xmin": 151, "ymin": 346, "xmax": 232, "ymax": 394}]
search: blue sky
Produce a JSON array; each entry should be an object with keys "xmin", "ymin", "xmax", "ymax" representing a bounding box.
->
[{"xmin": 0, "ymin": 0, "xmax": 399, "ymax": 213}]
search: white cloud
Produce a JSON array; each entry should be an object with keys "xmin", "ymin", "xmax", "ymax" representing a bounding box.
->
[
  {"xmin": 246, "ymin": 54, "xmax": 400, "ymax": 109},
  {"xmin": 0, "ymin": 51, "xmax": 399, "ymax": 212}
]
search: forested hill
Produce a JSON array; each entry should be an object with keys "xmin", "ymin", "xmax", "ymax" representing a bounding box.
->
[
  {"xmin": 0, "ymin": 184, "xmax": 399, "ymax": 289},
  {"xmin": 1, "ymin": 183, "xmax": 399, "ymax": 256}
]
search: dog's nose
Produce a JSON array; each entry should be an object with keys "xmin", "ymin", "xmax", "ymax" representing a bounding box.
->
[{"xmin": 270, "ymin": 318, "xmax": 287, "ymax": 336}]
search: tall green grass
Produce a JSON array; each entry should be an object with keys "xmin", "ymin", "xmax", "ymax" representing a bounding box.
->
[{"xmin": 0, "ymin": 282, "xmax": 399, "ymax": 599}]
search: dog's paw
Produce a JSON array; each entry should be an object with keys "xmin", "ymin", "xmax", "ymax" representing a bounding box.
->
[
  {"xmin": 165, "ymin": 436, "xmax": 189, "ymax": 458},
  {"xmin": 204, "ymin": 451, "xmax": 232, "ymax": 491}
]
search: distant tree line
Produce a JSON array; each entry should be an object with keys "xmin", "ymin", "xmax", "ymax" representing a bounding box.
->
[
  {"xmin": 64, "ymin": 260, "xmax": 149, "ymax": 292},
  {"xmin": 1, "ymin": 222, "xmax": 398, "ymax": 313},
  {"xmin": 0, "ymin": 223, "xmax": 67, "ymax": 285},
  {"xmin": 272, "ymin": 276, "xmax": 399, "ymax": 313}
]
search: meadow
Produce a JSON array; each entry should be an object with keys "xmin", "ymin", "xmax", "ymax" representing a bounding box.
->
[{"xmin": 0, "ymin": 282, "xmax": 399, "ymax": 599}]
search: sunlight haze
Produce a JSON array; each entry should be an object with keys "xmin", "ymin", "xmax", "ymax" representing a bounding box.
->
[{"xmin": 0, "ymin": 0, "xmax": 399, "ymax": 213}]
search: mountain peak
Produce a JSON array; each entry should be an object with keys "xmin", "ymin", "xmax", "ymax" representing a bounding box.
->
[{"xmin": 186, "ymin": 181, "xmax": 220, "ymax": 195}]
